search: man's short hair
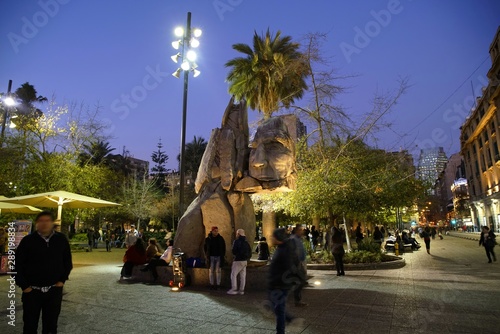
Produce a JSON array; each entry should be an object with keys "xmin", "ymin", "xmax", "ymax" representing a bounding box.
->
[{"xmin": 35, "ymin": 211, "xmax": 54, "ymax": 222}]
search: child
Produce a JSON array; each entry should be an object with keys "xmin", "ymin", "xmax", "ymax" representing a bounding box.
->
[{"xmin": 255, "ymin": 236, "xmax": 270, "ymax": 261}]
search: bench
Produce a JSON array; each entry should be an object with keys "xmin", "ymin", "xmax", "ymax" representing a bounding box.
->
[
  {"xmin": 121, "ymin": 261, "xmax": 269, "ymax": 290},
  {"xmin": 384, "ymin": 242, "xmax": 413, "ymax": 253}
]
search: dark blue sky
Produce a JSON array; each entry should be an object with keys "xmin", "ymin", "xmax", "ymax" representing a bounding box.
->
[{"xmin": 1, "ymin": 0, "xmax": 499, "ymax": 169}]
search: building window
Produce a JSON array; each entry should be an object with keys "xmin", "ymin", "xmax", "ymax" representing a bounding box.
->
[
  {"xmin": 494, "ymin": 141, "xmax": 500, "ymax": 161},
  {"xmin": 492, "ymin": 121, "xmax": 496, "ymax": 135},
  {"xmin": 479, "ymin": 137, "xmax": 483, "ymax": 149},
  {"xmin": 475, "ymin": 160, "xmax": 480, "ymax": 176},
  {"xmin": 473, "ymin": 144, "xmax": 477, "ymax": 154},
  {"xmin": 487, "ymin": 149, "xmax": 493, "ymax": 167},
  {"xmin": 479, "ymin": 107, "xmax": 485, "ymax": 118}
]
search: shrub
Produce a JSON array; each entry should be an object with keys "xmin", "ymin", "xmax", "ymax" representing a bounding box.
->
[
  {"xmin": 357, "ymin": 237, "xmax": 382, "ymax": 253},
  {"xmin": 344, "ymin": 250, "xmax": 383, "ymax": 264},
  {"xmin": 70, "ymin": 233, "xmax": 88, "ymax": 242}
]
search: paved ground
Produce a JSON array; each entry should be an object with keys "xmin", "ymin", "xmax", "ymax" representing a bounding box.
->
[{"xmin": 1, "ymin": 235, "xmax": 499, "ymax": 334}]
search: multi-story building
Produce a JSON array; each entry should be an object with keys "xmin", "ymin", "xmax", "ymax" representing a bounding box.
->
[
  {"xmin": 417, "ymin": 147, "xmax": 448, "ymax": 190},
  {"xmin": 460, "ymin": 26, "xmax": 500, "ymax": 232}
]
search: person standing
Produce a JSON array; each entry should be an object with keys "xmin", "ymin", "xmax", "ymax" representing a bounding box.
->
[
  {"xmin": 290, "ymin": 224, "xmax": 308, "ymax": 307},
  {"xmin": 355, "ymin": 223, "xmax": 364, "ymax": 247},
  {"xmin": 124, "ymin": 224, "xmax": 138, "ymax": 249},
  {"xmin": 227, "ymin": 229, "xmax": 251, "ymax": 295},
  {"xmin": 422, "ymin": 226, "xmax": 431, "ymax": 254},
  {"xmin": 204, "ymin": 226, "xmax": 226, "ymax": 290},
  {"xmin": 331, "ymin": 225, "xmax": 345, "ymax": 276},
  {"xmin": 86, "ymin": 228, "xmax": 94, "ymax": 252},
  {"xmin": 268, "ymin": 228, "xmax": 303, "ymax": 334},
  {"xmin": 479, "ymin": 226, "xmax": 497, "ymax": 263},
  {"xmin": 310, "ymin": 226, "xmax": 319, "ymax": 251},
  {"xmin": 15, "ymin": 211, "xmax": 73, "ymax": 334}
]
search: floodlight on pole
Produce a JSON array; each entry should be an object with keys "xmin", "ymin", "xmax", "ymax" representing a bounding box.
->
[
  {"xmin": 172, "ymin": 40, "xmax": 181, "ymax": 50},
  {"xmin": 4, "ymin": 96, "xmax": 15, "ymax": 106},
  {"xmin": 190, "ymin": 38, "xmax": 200, "ymax": 48},
  {"xmin": 171, "ymin": 53, "xmax": 181, "ymax": 63},
  {"xmin": 174, "ymin": 27, "xmax": 184, "ymax": 37},
  {"xmin": 193, "ymin": 28, "xmax": 202, "ymax": 38},
  {"xmin": 186, "ymin": 50, "xmax": 197, "ymax": 62},
  {"xmin": 172, "ymin": 68, "xmax": 182, "ymax": 78},
  {"xmin": 170, "ymin": 12, "xmax": 202, "ymax": 221}
]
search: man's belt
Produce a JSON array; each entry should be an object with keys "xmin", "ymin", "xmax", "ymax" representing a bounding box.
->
[{"xmin": 31, "ymin": 285, "xmax": 56, "ymax": 293}]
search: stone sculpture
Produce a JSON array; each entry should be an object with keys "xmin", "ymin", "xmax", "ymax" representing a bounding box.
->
[{"xmin": 174, "ymin": 97, "xmax": 297, "ymax": 262}]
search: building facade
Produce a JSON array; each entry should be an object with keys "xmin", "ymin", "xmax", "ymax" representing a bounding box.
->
[
  {"xmin": 417, "ymin": 147, "xmax": 448, "ymax": 191},
  {"xmin": 460, "ymin": 26, "xmax": 500, "ymax": 232}
]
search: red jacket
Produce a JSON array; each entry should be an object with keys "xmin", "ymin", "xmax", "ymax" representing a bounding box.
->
[{"xmin": 123, "ymin": 245, "xmax": 147, "ymax": 264}]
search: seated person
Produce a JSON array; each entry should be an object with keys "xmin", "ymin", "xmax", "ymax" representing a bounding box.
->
[
  {"xmin": 141, "ymin": 239, "xmax": 173, "ymax": 282},
  {"xmin": 402, "ymin": 231, "xmax": 421, "ymax": 250},
  {"xmin": 145, "ymin": 238, "xmax": 163, "ymax": 262},
  {"xmin": 255, "ymin": 237, "xmax": 270, "ymax": 261},
  {"xmin": 121, "ymin": 238, "xmax": 147, "ymax": 279}
]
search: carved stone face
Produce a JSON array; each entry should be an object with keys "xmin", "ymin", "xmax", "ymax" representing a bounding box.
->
[{"xmin": 249, "ymin": 118, "xmax": 295, "ymax": 182}]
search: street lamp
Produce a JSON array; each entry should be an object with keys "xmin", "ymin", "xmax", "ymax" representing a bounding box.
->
[
  {"xmin": 0, "ymin": 80, "xmax": 16, "ymax": 148},
  {"xmin": 171, "ymin": 12, "xmax": 202, "ymax": 219}
]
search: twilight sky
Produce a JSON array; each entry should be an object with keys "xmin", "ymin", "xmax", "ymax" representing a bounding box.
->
[{"xmin": 1, "ymin": 0, "xmax": 499, "ymax": 170}]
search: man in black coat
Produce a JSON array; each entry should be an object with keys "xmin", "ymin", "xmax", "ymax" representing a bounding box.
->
[
  {"xmin": 268, "ymin": 228, "xmax": 303, "ymax": 334},
  {"xmin": 204, "ymin": 226, "xmax": 226, "ymax": 290},
  {"xmin": 15, "ymin": 211, "xmax": 73, "ymax": 334}
]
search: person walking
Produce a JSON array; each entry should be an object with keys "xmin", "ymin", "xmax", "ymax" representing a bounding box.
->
[
  {"xmin": 204, "ymin": 226, "xmax": 226, "ymax": 290},
  {"xmin": 479, "ymin": 226, "xmax": 497, "ymax": 263},
  {"xmin": 15, "ymin": 211, "xmax": 73, "ymax": 334},
  {"xmin": 290, "ymin": 224, "xmax": 308, "ymax": 307},
  {"xmin": 331, "ymin": 225, "xmax": 345, "ymax": 276},
  {"xmin": 227, "ymin": 229, "xmax": 251, "ymax": 295},
  {"xmin": 268, "ymin": 228, "xmax": 303, "ymax": 334},
  {"xmin": 422, "ymin": 226, "xmax": 432, "ymax": 254}
]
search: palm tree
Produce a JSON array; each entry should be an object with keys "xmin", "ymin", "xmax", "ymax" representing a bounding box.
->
[
  {"xmin": 15, "ymin": 82, "xmax": 48, "ymax": 111},
  {"xmin": 225, "ymin": 29, "xmax": 309, "ymax": 118},
  {"xmin": 79, "ymin": 140, "xmax": 115, "ymax": 166},
  {"xmin": 177, "ymin": 136, "xmax": 207, "ymax": 177}
]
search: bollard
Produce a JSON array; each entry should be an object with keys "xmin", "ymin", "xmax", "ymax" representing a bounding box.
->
[{"xmin": 395, "ymin": 242, "xmax": 399, "ymax": 256}]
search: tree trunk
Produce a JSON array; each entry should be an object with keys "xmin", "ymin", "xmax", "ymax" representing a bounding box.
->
[
  {"xmin": 312, "ymin": 216, "xmax": 320, "ymax": 230},
  {"xmin": 262, "ymin": 211, "xmax": 277, "ymax": 243}
]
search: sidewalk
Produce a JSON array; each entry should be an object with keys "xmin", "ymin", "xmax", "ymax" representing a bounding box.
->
[{"xmin": 1, "ymin": 236, "xmax": 499, "ymax": 333}]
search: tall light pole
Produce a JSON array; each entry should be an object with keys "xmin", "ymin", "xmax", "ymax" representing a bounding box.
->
[
  {"xmin": 0, "ymin": 80, "xmax": 15, "ymax": 148},
  {"xmin": 171, "ymin": 12, "xmax": 202, "ymax": 220}
]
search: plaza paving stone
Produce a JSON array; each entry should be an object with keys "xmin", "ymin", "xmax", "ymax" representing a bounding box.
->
[{"xmin": 1, "ymin": 235, "xmax": 499, "ymax": 333}]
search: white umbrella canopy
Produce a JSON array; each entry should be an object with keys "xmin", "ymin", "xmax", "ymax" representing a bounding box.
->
[
  {"xmin": 0, "ymin": 191, "xmax": 121, "ymax": 220},
  {"xmin": 0, "ymin": 196, "xmax": 43, "ymax": 215}
]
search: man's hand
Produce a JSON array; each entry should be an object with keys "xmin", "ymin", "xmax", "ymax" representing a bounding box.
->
[
  {"xmin": 54, "ymin": 282, "xmax": 64, "ymax": 287},
  {"xmin": 23, "ymin": 287, "xmax": 32, "ymax": 293}
]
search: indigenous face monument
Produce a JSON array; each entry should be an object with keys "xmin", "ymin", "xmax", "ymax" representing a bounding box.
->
[{"xmin": 174, "ymin": 97, "xmax": 297, "ymax": 262}]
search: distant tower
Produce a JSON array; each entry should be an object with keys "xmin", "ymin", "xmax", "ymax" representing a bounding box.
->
[{"xmin": 417, "ymin": 147, "xmax": 448, "ymax": 187}]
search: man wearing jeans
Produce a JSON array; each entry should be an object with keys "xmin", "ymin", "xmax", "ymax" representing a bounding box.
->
[
  {"xmin": 204, "ymin": 226, "xmax": 226, "ymax": 290},
  {"xmin": 227, "ymin": 229, "xmax": 251, "ymax": 295},
  {"xmin": 15, "ymin": 211, "xmax": 73, "ymax": 334}
]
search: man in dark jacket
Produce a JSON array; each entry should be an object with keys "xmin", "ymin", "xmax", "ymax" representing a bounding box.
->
[
  {"xmin": 15, "ymin": 211, "xmax": 73, "ymax": 334},
  {"xmin": 268, "ymin": 228, "xmax": 303, "ymax": 334},
  {"xmin": 479, "ymin": 226, "xmax": 497, "ymax": 263},
  {"xmin": 227, "ymin": 229, "xmax": 251, "ymax": 295},
  {"xmin": 204, "ymin": 226, "xmax": 226, "ymax": 290}
]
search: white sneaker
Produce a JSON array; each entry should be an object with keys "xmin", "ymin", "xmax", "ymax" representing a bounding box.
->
[
  {"xmin": 238, "ymin": 291, "xmax": 244, "ymax": 295},
  {"xmin": 227, "ymin": 289, "xmax": 238, "ymax": 295}
]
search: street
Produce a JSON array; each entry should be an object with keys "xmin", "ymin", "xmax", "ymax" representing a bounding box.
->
[{"xmin": 1, "ymin": 235, "xmax": 499, "ymax": 333}]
